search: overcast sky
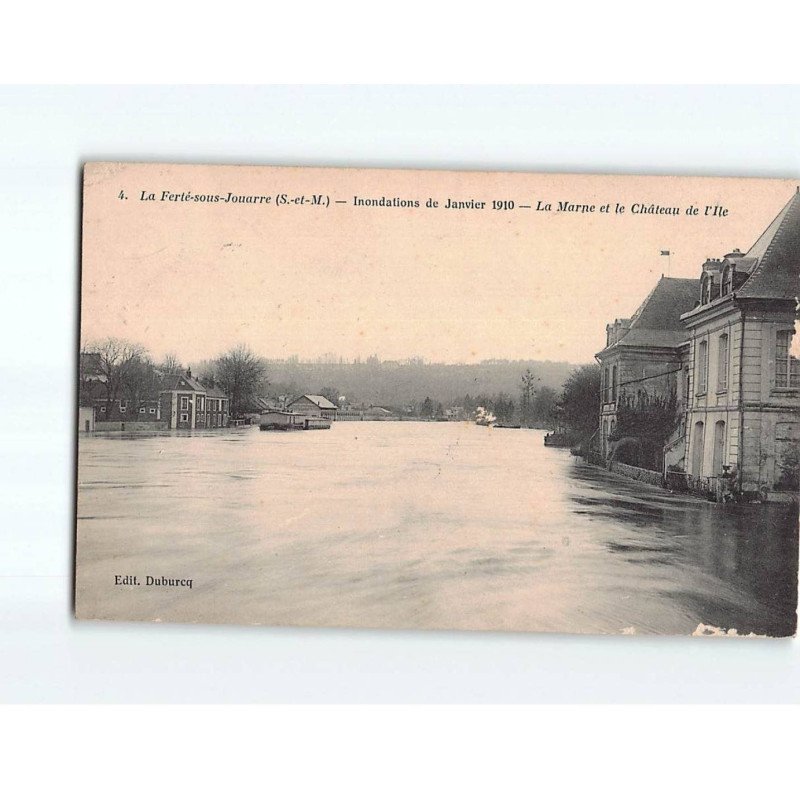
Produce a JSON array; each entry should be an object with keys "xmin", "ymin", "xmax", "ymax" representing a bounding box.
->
[{"xmin": 80, "ymin": 163, "xmax": 796, "ymax": 366}]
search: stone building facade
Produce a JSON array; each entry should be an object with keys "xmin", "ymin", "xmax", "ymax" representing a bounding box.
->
[
  {"xmin": 680, "ymin": 192, "xmax": 800, "ymax": 496},
  {"xmin": 596, "ymin": 277, "xmax": 698, "ymax": 466},
  {"xmin": 596, "ymin": 191, "xmax": 800, "ymax": 500}
]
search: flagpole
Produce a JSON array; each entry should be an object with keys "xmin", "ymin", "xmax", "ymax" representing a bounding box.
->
[{"xmin": 660, "ymin": 249, "xmax": 671, "ymax": 277}]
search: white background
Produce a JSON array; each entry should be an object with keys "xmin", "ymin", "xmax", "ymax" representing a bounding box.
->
[{"xmin": 1, "ymin": 85, "xmax": 799, "ymax": 704}]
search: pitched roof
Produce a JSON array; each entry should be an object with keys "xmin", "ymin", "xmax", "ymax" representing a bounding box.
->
[
  {"xmin": 736, "ymin": 189, "xmax": 800, "ymax": 300},
  {"xmin": 160, "ymin": 373, "xmax": 208, "ymax": 393},
  {"xmin": 252, "ymin": 397, "xmax": 274, "ymax": 411},
  {"xmin": 290, "ymin": 394, "xmax": 338, "ymax": 409},
  {"xmin": 629, "ymin": 277, "xmax": 700, "ymax": 331},
  {"xmin": 598, "ymin": 276, "xmax": 699, "ymax": 354}
]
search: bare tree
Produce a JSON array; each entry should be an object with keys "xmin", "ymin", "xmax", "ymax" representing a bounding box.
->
[
  {"xmin": 214, "ymin": 344, "xmax": 268, "ymax": 418},
  {"xmin": 520, "ymin": 368, "xmax": 539, "ymax": 426},
  {"xmin": 83, "ymin": 337, "xmax": 148, "ymax": 419},
  {"xmin": 78, "ymin": 350, "xmax": 102, "ymax": 406},
  {"xmin": 121, "ymin": 355, "xmax": 160, "ymax": 414},
  {"xmin": 159, "ymin": 352, "xmax": 183, "ymax": 375}
]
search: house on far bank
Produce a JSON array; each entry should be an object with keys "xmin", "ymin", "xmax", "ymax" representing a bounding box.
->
[
  {"xmin": 80, "ymin": 365, "xmax": 230, "ymax": 431},
  {"xmin": 253, "ymin": 395, "xmax": 291, "ymax": 413},
  {"xmin": 444, "ymin": 406, "xmax": 466, "ymax": 421},
  {"xmin": 328, "ymin": 402, "xmax": 401, "ymax": 421},
  {"xmin": 287, "ymin": 394, "xmax": 338, "ymax": 420},
  {"xmin": 159, "ymin": 370, "xmax": 230, "ymax": 430},
  {"xmin": 362, "ymin": 405, "xmax": 397, "ymax": 421},
  {"xmin": 203, "ymin": 383, "xmax": 230, "ymax": 429}
]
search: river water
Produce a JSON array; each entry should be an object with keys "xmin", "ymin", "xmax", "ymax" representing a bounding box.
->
[{"xmin": 75, "ymin": 422, "xmax": 798, "ymax": 636}]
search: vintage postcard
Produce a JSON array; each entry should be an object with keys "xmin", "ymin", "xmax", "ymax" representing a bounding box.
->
[{"xmin": 76, "ymin": 162, "xmax": 799, "ymax": 636}]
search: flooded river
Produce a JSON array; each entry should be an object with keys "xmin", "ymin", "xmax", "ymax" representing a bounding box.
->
[{"xmin": 76, "ymin": 422, "xmax": 798, "ymax": 636}]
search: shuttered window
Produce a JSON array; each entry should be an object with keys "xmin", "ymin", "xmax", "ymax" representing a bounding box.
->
[
  {"xmin": 776, "ymin": 330, "xmax": 800, "ymax": 388},
  {"xmin": 697, "ymin": 340, "xmax": 708, "ymax": 394},
  {"xmin": 717, "ymin": 334, "xmax": 728, "ymax": 392}
]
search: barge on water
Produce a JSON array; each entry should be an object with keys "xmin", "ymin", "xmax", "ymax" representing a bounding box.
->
[
  {"xmin": 544, "ymin": 430, "xmax": 570, "ymax": 447},
  {"xmin": 259, "ymin": 411, "xmax": 332, "ymax": 431}
]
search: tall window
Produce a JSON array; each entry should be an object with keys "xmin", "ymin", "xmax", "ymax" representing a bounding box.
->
[
  {"xmin": 697, "ymin": 340, "xmax": 708, "ymax": 394},
  {"xmin": 717, "ymin": 333, "xmax": 728, "ymax": 392},
  {"xmin": 611, "ymin": 365, "xmax": 618, "ymax": 402},
  {"xmin": 776, "ymin": 330, "xmax": 800, "ymax": 388},
  {"xmin": 604, "ymin": 367, "xmax": 610, "ymax": 403}
]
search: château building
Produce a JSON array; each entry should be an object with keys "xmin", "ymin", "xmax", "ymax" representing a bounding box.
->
[{"xmin": 596, "ymin": 190, "xmax": 800, "ymax": 500}]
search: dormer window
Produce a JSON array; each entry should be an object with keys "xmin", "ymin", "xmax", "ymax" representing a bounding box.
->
[
  {"xmin": 722, "ymin": 266, "xmax": 733, "ymax": 295},
  {"xmin": 701, "ymin": 275, "xmax": 712, "ymax": 304}
]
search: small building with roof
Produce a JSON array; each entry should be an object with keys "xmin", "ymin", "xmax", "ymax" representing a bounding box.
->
[{"xmin": 286, "ymin": 394, "xmax": 338, "ymax": 420}]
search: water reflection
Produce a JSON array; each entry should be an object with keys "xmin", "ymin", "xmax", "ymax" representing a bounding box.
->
[
  {"xmin": 567, "ymin": 462, "xmax": 798, "ymax": 637},
  {"xmin": 76, "ymin": 423, "xmax": 798, "ymax": 636}
]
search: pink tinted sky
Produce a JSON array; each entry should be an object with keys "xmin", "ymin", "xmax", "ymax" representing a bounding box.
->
[{"xmin": 81, "ymin": 163, "xmax": 797, "ymax": 366}]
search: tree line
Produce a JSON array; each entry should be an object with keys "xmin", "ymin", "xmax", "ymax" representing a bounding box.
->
[
  {"xmin": 80, "ymin": 336, "xmax": 604, "ymax": 434},
  {"xmin": 258, "ymin": 357, "xmax": 577, "ymax": 408},
  {"xmin": 80, "ymin": 338, "xmax": 268, "ymax": 420}
]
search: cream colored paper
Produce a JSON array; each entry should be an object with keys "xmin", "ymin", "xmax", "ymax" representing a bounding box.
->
[{"xmin": 76, "ymin": 162, "xmax": 799, "ymax": 636}]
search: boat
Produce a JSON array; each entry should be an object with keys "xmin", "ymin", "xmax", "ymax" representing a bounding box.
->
[
  {"xmin": 259, "ymin": 411, "xmax": 332, "ymax": 431},
  {"xmin": 474, "ymin": 406, "xmax": 497, "ymax": 427},
  {"xmin": 544, "ymin": 430, "xmax": 570, "ymax": 447},
  {"xmin": 494, "ymin": 423, "xmax": 521, "ymax": 429}
]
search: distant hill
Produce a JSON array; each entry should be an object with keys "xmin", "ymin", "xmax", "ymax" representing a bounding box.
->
[{"xmin": 259, "ymin": 358, "xmax": 583, "ymax": 407}]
